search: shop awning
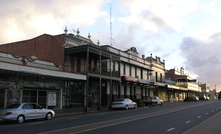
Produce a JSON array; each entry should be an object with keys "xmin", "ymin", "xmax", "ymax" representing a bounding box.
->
[{"xmin": 0, "ymin": 62, "xmax": 86, "ymax": 80}]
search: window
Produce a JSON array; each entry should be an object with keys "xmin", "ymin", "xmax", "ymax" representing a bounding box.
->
[
  {"xmin": 129, "ymin": 66, "xmax": 131, "ymax": 76},
  {"xmin": 23, "ymin": 104, "xmax": 32, "ymax": 109},
  {"xmin": 123, "ymin": 64, "xmax": 126, "ymax": 75},
  {"xmin": 32, "ymin": 104, "xmax": 42, "ymax": 109},
  {"xmin": 155, "ymin": 72, "xmax": 158, "ymax": 82}
]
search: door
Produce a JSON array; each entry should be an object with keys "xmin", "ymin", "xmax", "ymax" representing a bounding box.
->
[
  {"xmin": 0, "ymin": 90, "xmax": 5, "ymax": 109},
  {"xmin": 31, "ymin": 103, "xmax": 45, "ymax": 119},
  {"xmin": 22, "ymin": 104, "xmax": 35, "ymax": 120},
  {"xmin": 38, "ymin": 91, "xmax": 47, "ymax": 108}
]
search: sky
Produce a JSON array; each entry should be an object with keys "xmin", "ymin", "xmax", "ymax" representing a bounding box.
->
[{"xmin": 1, "ymin": 0, "xmax": 221, "ymax": 91}]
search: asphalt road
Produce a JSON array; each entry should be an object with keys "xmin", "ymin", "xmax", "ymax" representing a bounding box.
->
[{"xmin": 1, "ymin": 100, "xmax": 221, "ymax": 134}]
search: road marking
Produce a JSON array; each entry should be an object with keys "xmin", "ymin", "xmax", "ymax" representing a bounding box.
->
[
  {"xmin": 211, "ymin": 110, "xmax": 214, "ymax": 112},
  {"xmin": 167, "ymin": 128, "xmax": 175, "ymax": 131},
  {"xmin": 205, "ymin": 113, "xmax": 209, "ymax": 115},
  {"xmin": 29, "ymin": 122, "xmax": 43, "ymax": 125},
  {"xmin": 197, "ymin": 116, "xmax": 201, "ymax": 118},
  {"xmin": 39, "ymin": 102, "xmax": 214, "ymax": 134},
  {"xmin": 186, "ymin": 121, "xmax": 191, "ymax": 123}
]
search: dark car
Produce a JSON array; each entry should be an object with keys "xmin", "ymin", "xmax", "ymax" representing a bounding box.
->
[
  {"xmin": 184, "ymin": 97, "xmax": 199, "ymax": 102},
  {"xmin": 199, "ymin": 95, "xmax": 206, "ymax": 101}
]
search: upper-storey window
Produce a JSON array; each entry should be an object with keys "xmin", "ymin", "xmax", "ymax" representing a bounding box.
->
[
  {"xmin": 129, "ymin": 66, "xmax": 132, "ymax": 76},
  {"xmin": 123, "ymin": 63, "xmax": 126, "ymax": 75},
  {"xmin": 155, "ymin": 72, "xmax": 158, "ymax": 82}
]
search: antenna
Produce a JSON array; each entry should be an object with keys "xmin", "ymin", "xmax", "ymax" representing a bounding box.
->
[{"xmin": 110, "ymin": 2, "xmax": 113, "ymax": 46}]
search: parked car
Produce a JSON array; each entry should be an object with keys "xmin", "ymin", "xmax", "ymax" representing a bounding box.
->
[
  {"xmin": 199, "ymin": 95, "xmax": 206, "ymax": 101},
  {"xmin": 0, "ymin": 103, "xmax": 55, "ymax": 123},
  {"xmin": 184, "ymin": 97, "xmax": 199, "ymax": 102},
  {"xmin": 206, "ymin": 96, "xmax": 210, "ymax": 100},
  {"xmin": 111, "ymin": 98, "xmax": 137, "ymax": 110},
  {"xmin": 143, "ymin": 96, "xmax": 163, "ymax": 106}
]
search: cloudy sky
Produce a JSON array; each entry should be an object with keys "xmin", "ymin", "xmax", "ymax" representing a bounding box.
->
[{"xmin": 1, "ymin": 0, "xmax": 221, "ymax": 90}]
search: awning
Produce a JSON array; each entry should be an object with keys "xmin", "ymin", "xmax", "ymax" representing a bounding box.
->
[{"xmin": 0, "ymin": 62, "xmax": 86, "ymax": 80}]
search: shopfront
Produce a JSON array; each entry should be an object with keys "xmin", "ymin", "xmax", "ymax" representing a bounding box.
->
[
  {"xmin": 0, "ymin": 81, "xmax": 20, "ymax": 109},
  {"xmin": 22, "ymin": 79, "xmax": 61, "ymax": 109}
]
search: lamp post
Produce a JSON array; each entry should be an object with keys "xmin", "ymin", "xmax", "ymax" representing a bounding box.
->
[
  {"xmin": 215, "ymin": 83, "xmax": 221, "ymax": 100},
  {"xmin": 215, "ymin": 82, "xmax": 221, "ymax": 91}
]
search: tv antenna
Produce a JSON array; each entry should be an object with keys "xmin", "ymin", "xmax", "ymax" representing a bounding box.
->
[{"xmin": 110, "ymin": 2, "xmax": 113, "ymax": 46}]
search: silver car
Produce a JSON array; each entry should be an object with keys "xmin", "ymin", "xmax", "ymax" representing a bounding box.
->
[
  {"xmin": 112, "ymin": 98, "xmax": 137, "ymax": 110},
  {"xmin": 0, "ymin": 103, "xmax": 55, "ymax": 123}
]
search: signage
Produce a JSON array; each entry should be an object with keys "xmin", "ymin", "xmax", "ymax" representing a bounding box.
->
[
  {"xmin": 121, "ymin": 76, "xmax": 140, "ymax": 82},
  {"xmin": 48, "ymin": 91, "xmax": 56, "ymax": 106},
  {"xmin": 0, "ymin": 81, "xmax": 18, "ymax": 89}
]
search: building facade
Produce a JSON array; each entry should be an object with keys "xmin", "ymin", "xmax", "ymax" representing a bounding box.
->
[
  {"xmin": 0, "ymin": 52, "xmax": 86, "ymax": 109},
  {"xmin": 0, "ymin": 29, "xmax": 204, "ymax": 111},
  {"xmin": 165, "ymin": 67, "xmax": 201, "ymax": 101}
]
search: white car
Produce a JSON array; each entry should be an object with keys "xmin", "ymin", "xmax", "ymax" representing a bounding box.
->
[
  {"xmin": 144, "ymin": 96, "xmax": 163, "ymax": 106},
  {"xmin": 0, "ymin": 103, "xmax": 55, "ymax": 123},
  {"xmin": 111, "ymin": 98, "xmax": 137, "ymax": 110}
]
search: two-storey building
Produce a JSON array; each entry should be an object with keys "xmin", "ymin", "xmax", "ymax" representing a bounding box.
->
[
  {"xmin": 165, "ymin": 67, "xmax": 201, "ymax": 101},
  {"xmin": 0, "ymin": 28, "xmax": 179, "ymax": 111}
]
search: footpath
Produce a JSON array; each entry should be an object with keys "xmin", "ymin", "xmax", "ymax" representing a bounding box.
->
[{"xmin": 54, "ymin": 101, "xmax": 221, "ymax": 134}]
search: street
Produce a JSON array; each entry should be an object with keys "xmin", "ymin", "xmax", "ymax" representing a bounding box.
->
[{"xmin": 1, "ymin": 100, "xmax": 221, "ymax": 134}]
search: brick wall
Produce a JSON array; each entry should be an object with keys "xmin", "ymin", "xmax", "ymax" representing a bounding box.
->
[
  {"xmin": 0, "ymin": 34, "xmax": 65, "ymax": 66},
  {"xmin": 165, "ymin": 69, "xmax": 176, "ymax": 81}
]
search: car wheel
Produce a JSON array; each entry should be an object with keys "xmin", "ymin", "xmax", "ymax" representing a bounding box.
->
[
  {"xmin": 152, "ymin": 103, "xmax": 156, "ymax": 107},
  {"xmin": 17, "ymin": 115, "xmax": 25, "ymax": 124},
  {"xmin": 160, "ymin": 102, "xmax": 163, "ymax": 106},
  {"xmin": 125, "ymin": 105, "xmax": 129, "ymax": 110},
  {"xmin": 46, "ymin": 113, "xmax": 52, "ymax": 120},
  {"xmin": 134, "ymin": 104, "xmax": 137, "ymax": 109}
]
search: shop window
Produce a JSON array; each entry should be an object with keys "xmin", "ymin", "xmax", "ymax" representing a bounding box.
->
[
  {"xmin": 22, "ymin": 90, "xmax": 37, "ymax": 103},
  {"xmin": 7, "ymin": 89, "xmax": 20, "ymax": 106},
  {"xmin": 71, "ymin": 87, "xmax": 83, "ymax": 104}
]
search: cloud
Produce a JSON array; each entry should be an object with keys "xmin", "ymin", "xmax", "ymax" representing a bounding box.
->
[
  {"xmin": 0, "ymin": 0, "xmax": 108, "ymax": 44},
  {"xmin": 180, "ymin": 33, "xmax": 221, "ymax": 89}
]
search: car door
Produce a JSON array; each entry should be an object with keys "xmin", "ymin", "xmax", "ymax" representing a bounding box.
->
[
  {"xmin": 156, "ymin": 97, "xmax": 160, "ymax": 104},
  {"xmin": 127, "ymin": 99, "xmax": 133, "ymax": 108},
  {"xmin": 22, "ymin": 104, "xmax": 35, "ymax": 120},
  {"xmin": 32, "ymin": 104, "xmax": 45, "ymax": 119}
]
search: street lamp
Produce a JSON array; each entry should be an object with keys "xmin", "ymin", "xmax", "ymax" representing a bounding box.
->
[
  {"xmin": 215, "ymin": 82, "xmax": 221, "ymax": 91},
  {"xmin": 215, "ymin": 83, "xmax": 221, "ymax": 100}
]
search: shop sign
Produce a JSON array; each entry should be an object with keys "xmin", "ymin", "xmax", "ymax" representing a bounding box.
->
[
  {"xmin": 48, "ymin": 91, "xmax": 56, "ymax": 106},
  {"xmin": 0, "ymin": 81, "xmax": 18, "ymax": 89},
  {"xmin": 122, "ymin": 76, "xmax": 140, "ymax": 82},
  {"xmin": 24, "ymin": 81, "xmax": 59, "ymax": 89},
  {"xmin": 140, "ymin": 79, "xmax": 150, "ymax": 84},
  {"xmin": 146, "ymin": 86, "xmax": 151, "ymax": 88}
]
